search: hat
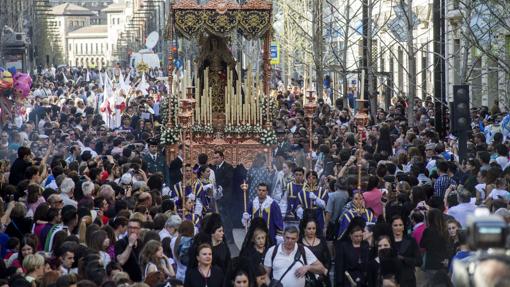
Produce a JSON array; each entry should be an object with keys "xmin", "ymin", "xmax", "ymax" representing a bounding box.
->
[
  {"xmin": 147, "ymin": 138, "xmax": 159, "ymax": 146},
  {"xmin": 120, "ymin": 173, "xmax": 132, "ymax": 185},
  {"xmin": 425, "ymin": 143, "xmax": 436, "ymax": 150},
  {"xmin": 38, "ymin": 134, "xmax": 49, "ymax": 140}
]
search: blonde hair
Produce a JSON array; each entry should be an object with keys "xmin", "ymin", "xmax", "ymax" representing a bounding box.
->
[
  {"xmin": 139, "ymin": 240, "xmax": 163, "ymax": 272},
  {"xmin": 130, "ymin": 212, "xmax": 146, "ymax": 222},
  {"xmin": 23, "ymin": 253, "xmax": 45, "ymax": 273},
  {"xmin": 252, "ymin": 228, "xmax": 267, "ymax": 242}
]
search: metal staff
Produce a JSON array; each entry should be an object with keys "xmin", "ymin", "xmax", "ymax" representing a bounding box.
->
[{"xmin": 240, "ymin": 180, "xmax": 249, "ymax": 232}]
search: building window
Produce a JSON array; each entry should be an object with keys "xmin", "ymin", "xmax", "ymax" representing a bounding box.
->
[
  {"xmin": 81, "ymin": 43, "xmax": 83, "ymax": 54},
  {"xmin": 96, "ymin": 43, "xmax": 99, "ymax": 54},
  {"xmin": 75, "ymin": 44, "xmax": 78, "ymax": 53}
]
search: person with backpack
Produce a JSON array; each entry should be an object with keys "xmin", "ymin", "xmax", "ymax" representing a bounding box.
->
[
  {"xmin": 173, "ymin": 220, "xmax": 195, "ymax": 283},
  {"xmin": 263, "ymin": 225, "xmax": 327, "ymax": 287}
]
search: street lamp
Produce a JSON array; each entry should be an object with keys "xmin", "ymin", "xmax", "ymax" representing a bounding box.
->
[
  {"xmin": 354, "ymin": 99, "xmax": 369, "ymax": 191},
  {"xmin": 304, "ymin": 90, "xmax": 317, "ymax": 171}
]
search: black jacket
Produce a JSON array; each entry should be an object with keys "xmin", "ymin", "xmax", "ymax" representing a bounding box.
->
[
  {"xmin": 212, "ymin": 161, "xmax": 234, "ymax": 199},
  {"xmin": 335, "ymin": 240, "xmax": 370, "ymax": 287},
  {"xmin": 9, "ymin": 158, "xmax": 31, "ymax": 186},
  {"xmin": 168, "ymin": 156, "xmax": 183, "ymax": 185},
  {"xmin": 394, "ymin": 236, "xmax": 422, "ymax": 287}
]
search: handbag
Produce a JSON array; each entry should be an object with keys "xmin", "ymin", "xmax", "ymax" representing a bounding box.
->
[
  {"xmin": 304, "ymin": 272, "xmax": 323, "ymax": 287},
  {"xmin": 298, "ymin": 244, "xmax": 325, "ymax": 287}
]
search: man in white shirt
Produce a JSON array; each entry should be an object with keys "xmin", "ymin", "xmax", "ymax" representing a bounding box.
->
[
  {"xmin": 60, "ymin": 177, "xmax": 78, "ymax": 208},
  {"xmin": 264, "ymin": 226, "xmax": 326, "ymax": 287},
  {"xmin": 159, "ymin": 214, "xmax": 182, "ymax": 240},
  {"xmin": 447, "ymin": 188, "xmax": 477, "ymax": 228}
]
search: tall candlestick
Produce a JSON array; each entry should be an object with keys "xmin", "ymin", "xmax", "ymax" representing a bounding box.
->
[
  {"xmin": 209, "ymin": 87, "xmax": 212, "ymax": 123},
  {"xmin": 225, "ymin": 82, "xmax": 228, "ymax": 126},
  {"xmin": 196, "ymin": 78, "xmax": 201, "ymax": 124},
  {"xmin": 227, "ymin": 67, "xmax": 232, "ymax": 124},
  {"xmin": 259, "ymin": 89, "xmax": 262, "ymax": 126},
  {"xmin": 360, "ymin": 70, "xmax": 365, "ymax": 101},
  {"xmin": 236, "ymin": 63, "xmax": 241, "ymax": 125},
  {"xmin": 247, "ymin": 63, "xmax": 252, "ymax": 125}
]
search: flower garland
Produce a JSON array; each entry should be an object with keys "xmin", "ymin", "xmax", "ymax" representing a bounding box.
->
[
  {"xmin": 192, "ymin": 123, "xmax": 214, "ymax": 134},
  {"xmin": 260, "ymin": 128, "xmax": 277, "ymax": 146},
  {"xmin": 159, "ymin": 92, "xmax": 181, "ymax": 145},
  {"xmin": 159, "ymin": 95, "xmax": 169, "ymax": 126}
]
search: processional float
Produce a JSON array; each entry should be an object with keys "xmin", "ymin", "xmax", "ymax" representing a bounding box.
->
[{"xmin": 162, "ymin": 0, "xmax": 279, "ymax": 169}]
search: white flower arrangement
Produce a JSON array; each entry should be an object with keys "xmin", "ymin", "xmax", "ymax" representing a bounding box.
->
[
  {"xmin": 224, "ymin": 123, "xmax": 235, "ymax": 134},
  {"xmin": 160, "ymin": 126, "xmax": 181, "ymax": 145},
  {"xmin": 260, "ymin": 96, "xmax": 278, "ymax": 120},
  {"xmin": 260, "ymin": 128, "xmax": 277, "ymax": 146},
  {"xmin": 252, "ymin": 124, "xmax": 263, "ymax": 134},
  {"xmin": 193, "ymin": 123, "xmax": 215, "ymax": 134},
  {"xmin": 160, "ymin": 96, "xmax": 169, "ymax": 126}
]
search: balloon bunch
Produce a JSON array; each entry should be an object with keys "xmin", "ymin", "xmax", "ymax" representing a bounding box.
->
[
  {"xmin": 0, "ymin": 67, "xmax": 32, "ymax": 125},
  {"xmin": 0, "ymin": 67, "xmax": 32, "ymax": 99}
]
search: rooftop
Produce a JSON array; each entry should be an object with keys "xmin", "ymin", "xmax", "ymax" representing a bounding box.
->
[
  {"xmin": 51, "ymin": 3, "xmax": 96, "ymax": 16},
  {"xmin": 102, "ymin": 3, "xmax": 126, "ymax": 13},
  {"xmin": 67, "ymin": 25, "xmax": 108, "ymax": 37}
]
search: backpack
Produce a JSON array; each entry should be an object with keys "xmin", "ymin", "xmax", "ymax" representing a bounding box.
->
[
  {"xmin": 176, "ymin": 237, "xmax": 192, "ymax": 266},
  {"xmin": 270, "ymin": 243, "xmax": 322, "ymax": 287},
  {"xmin": 269, "ymin": 243, "xmax": 307, "ymax": 278}
]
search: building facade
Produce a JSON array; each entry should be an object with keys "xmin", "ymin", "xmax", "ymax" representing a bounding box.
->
[
  {"xmin": 445, "ymin": 0, "xmax": 510, "ymax": 110},
  {"xmin": 49, "ymin": 3, "xmax": 96, "ymax": 65},
  {"xmin": 67, "ymin": 25, "xmax": 109, "ymax": 68}
]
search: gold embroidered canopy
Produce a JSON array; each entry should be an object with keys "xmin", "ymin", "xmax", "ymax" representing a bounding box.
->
[{"xmin": 171, "ymin": 0, "xmax": 272, "ymax": 40}]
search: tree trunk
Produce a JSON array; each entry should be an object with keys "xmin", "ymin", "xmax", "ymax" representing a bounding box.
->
[
  {"xmin": 342, "ymin": 0, "xmax": 351, "ymax": 108},
  {"xmin": 406, "ymin": 0, "xmax": 416, "ymax": 126},
  {"xmin": 366, "ymin": 0, "xmax": 377, "ymax": 118},
  {"xmin": 312, "ymin": 0, "xmax": 324, "ymax": 98}
]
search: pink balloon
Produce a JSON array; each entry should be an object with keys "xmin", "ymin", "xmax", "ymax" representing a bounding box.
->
[
  {"xmin": 13, "ymin": 82, "xmax": 30, "ymax": 99},
  {"xmin": 13, "ymin": 72, "xmax": 32, "ymax": 87}
]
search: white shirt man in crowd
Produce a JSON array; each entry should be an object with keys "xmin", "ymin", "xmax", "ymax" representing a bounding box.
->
[{"xmin": 264, "ymin": 225, "xmax": 326, "ymax": 287}]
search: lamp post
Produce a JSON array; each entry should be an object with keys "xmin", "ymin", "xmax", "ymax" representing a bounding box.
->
[
  {"xmin": 304, "ymin": 90, "xmax": 317, "ymax": 171},
  {"xmin": 178, "ymin": 88, "xmax": 195, "ymax": 222},
  {"xmin": 240, "ymin": 180, "xmax": 249, "ymax": 232},
  {"xmin": 354, "ymin": 99, "xmax": 369, "ymax": 191}
]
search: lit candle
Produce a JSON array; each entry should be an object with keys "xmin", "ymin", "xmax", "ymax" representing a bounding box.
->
[
  {"xmin": 209, "ymin": 87, "xmax": 212, "ymax": 123},
  {"xmin": 225, "ymin": 83, "xmax": 228, "ymax": 126},
  {"xmin": 196, "ymin": 77, "xmax": 201, "ymax": 124},
  {"xmin": 236, "ymin": 63, "xmax": 241, "ymax": 125}
]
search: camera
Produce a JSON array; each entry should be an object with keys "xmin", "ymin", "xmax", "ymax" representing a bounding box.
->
[
  {"xmin": 451, "ymin": 208, "xmax": 510, "ymax": 287},
  {"xmin": 466, "ymin": 213, "xmax": 508, "ymax": 250}
]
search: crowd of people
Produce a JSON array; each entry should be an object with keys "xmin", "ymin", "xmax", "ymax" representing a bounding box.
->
[{"xmin": 0, "ymin": 64, "xmax": 510, "ymax": 287}]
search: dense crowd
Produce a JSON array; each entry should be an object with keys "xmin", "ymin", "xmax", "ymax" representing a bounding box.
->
[{"xmin": 0, "ymin": 65, "xmax": 510, "ymax": 287}]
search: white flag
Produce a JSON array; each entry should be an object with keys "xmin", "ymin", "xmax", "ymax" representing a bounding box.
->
[
  {"xmin": 136, "ymin": 73, "xmax": 150, "ymax": 96},
  {"xmin": 98, "ymin": 72, "xmax": 104, "ymax": 88}
]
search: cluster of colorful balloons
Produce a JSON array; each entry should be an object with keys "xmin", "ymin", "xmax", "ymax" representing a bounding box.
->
[
  {"xmin": 0, "ymin": 67, "xmax": 32, "ymax": 99},
  {"xmin": 0, "ymin": 67, "xmax": 32, "ymax": 124}
]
